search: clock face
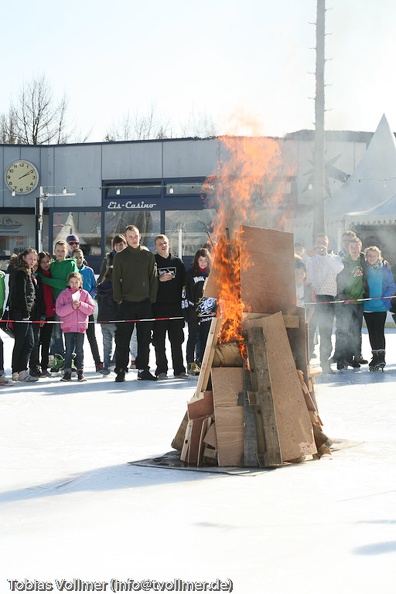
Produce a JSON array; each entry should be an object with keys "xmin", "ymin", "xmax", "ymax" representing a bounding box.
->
[{"xmin": 5, "ymin": 160, "xmax": 39, "ymax": 195}]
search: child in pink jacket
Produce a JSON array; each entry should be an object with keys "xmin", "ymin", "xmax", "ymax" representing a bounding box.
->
[{"xmin": 55, "ymin": 272, "xmax": 95, "ymax": 382}]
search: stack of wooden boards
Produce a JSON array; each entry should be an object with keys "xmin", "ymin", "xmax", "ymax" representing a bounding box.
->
[{"xmin": 172, "ymin": 226, "xmax": 332, "ymax": 468}]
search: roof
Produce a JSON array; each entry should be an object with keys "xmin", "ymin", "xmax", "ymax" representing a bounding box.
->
[
  {"xmin": 344, "ymin": 193, "xmax": 396, "ymax": 225},
  {"xmin": 326, "ymin": 114, "xmax": 396, "ymax": 222}
]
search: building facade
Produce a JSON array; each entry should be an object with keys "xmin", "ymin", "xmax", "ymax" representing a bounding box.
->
[{"xmin": 1, "ymin": 133, "xmax": 371, "ymax": 272}]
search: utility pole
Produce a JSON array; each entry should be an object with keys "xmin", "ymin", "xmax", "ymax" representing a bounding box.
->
[{"xmin": 312, "ymin": 0, "xmax": 326, "ymax": 240}]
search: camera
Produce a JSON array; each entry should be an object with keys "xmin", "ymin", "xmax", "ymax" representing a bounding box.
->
[{"xmin": 314, "ymin": 245, "xmax": 327, "ymax": 256}]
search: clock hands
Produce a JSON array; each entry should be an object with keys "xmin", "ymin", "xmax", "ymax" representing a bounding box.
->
[{"xmin": 18, "ymin": 170, "xmax": 34, "ymax": 180}]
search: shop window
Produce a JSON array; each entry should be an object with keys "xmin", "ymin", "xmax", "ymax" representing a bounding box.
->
[
  {"xmin": 0, "ymin": 213, "xmax": 48, "ymax": 260},
  {"xmin": 53, "ymin": 211, "xmax": 102, "ymax": 256},
  {"xmin": 104, "ymin": 210, "xmax": 161, "ymax": 252},
  {"xmin": 165, "ymin": 209, "xmax": 216, "ymax": 257}
]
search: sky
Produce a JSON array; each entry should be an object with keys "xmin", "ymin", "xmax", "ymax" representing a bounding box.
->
[{"xmin": 2, "ymin": 0, "xmax": 396, "ymax": 142}]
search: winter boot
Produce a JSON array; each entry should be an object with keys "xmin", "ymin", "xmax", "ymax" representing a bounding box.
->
[
  {"xmin": 77, "ymin": 370, "xmax": 87, "ymax": 382},
  {"xmin": 377, "ymin": 350, "xmax": 386, "ymax": 371},
  {"xmin": 369, "ymin": 350, "xmax": 379, "ymax": 371}
]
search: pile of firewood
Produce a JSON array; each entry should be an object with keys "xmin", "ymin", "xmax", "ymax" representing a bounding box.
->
[{"xmin": 172, "ymin": 226, "xmax": 332, "ymax": 468}]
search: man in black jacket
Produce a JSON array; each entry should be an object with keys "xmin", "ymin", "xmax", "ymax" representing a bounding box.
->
[
  {"xmin": 113, "ymin": 226, "xmax": 158, "ymax": 382},
  {"xmin": 152, "ymin": 234, "xmax": 187, "ymax": 379}
]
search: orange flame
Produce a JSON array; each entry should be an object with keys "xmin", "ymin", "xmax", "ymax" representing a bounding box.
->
[{"xmin": 207, "ymin": 134, "xmax": 287, "ymax": 348}]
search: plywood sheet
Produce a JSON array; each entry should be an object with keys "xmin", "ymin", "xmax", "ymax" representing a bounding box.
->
[
  {"xmin": 240, "ymin": 225, "xmax": 296, "ymax": 315},
  {"xmin": 246, "ymin": 312, "xmax": 316, "ymax": 461},
  {"xmin": 171, "ymin": 412, "xmax": 188, "ymax": 452},
  {"xmin": 203, "ymin": 271, "xmax": 219, "ymax": 300},
  {"xmin": 188, "ymin": 391, "xmax": 213, "ymax": 420},
  {"xmin": 211, "ymin": 368, "xmax": 244, "ymax": 466},
  {"xmin": 186, "ymin": 416, "xmax": 213, "ymax": 466},
  {"xmin": 193, "ymin": 317, "xmax": 222, "ymax": 398},
  {"xmin": 203, "ymin": 422, "xmax": 217, "ymax": 448},
  {"xmin": 245, "ymin": 326, "xmax": 281, "ymax": 466}
]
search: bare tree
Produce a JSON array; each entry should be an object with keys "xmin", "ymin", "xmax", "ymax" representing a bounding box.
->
[
  {"xmin": 105, "ymin": 107, "xmax": 218, "ymax": 141},
  {"xmin": 105, "ymin": 105, "xmax": 170, "ymax": 141},
  {"xmin": 0, "ymin": 108, "xmax": 20, "ymax": 143},
  {"xmin": 179, "ymin": 111, "xmax": 217, "ymax": 138},
  {"xmin": 0, "ymin": 74, "xmax": 77, "ymax": 145}
]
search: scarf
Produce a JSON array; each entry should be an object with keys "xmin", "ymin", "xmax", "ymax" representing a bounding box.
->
[{"xmin": 366, "ymin": 258, "xmax": 383, "ymax": 270}]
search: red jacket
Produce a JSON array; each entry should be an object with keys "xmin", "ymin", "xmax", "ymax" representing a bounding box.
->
[{"xmin": 41, "ymin": 269, "xmax": 55, "ymax": 318}]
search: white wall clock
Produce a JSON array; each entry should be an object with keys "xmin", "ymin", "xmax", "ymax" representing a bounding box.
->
[{"xmin": 4, "ymin": 160, "xmax": 39, "ymax": 195}]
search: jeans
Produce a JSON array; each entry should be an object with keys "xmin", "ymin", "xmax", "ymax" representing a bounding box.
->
[
  {"xmin": 186, "ymin": 319, "xmax": 199, "ymax": 365},
  {"xmin": 64, "ymin": 332, "xmax": 85, "ymax": 371},
  {"xmin": 29, "ymin": 321, "xmax": 54, "ymax": 371},
  {"xmin": 152, "ymin": 303, "xmax": 185, "ymax": 376},
  {"xmin": 10, "ymin": 311, "xmax": 35, "ymax": 373},
  {"xmin": 50, "ymin": 313, "xmax": 65, "ymax": 357},
  {"xmin": 334, "ymin": 302, "xmax": 363, "ymax": 362},
  {"xmin": 187, "ymin": 317, "xmax": 212, "ymax": 365},
  {"xmin": 86, "ymin": 314, "xmax": 101, "ymax": 365},
  {"xmin": 101, "ymin": 323, "xmax": 116, "ymax": 369},
  {"xmin": 197, "ymin": 317, "xmax": 212, "ymax": 364},
  {"xmin": 0, "ymin": 335, "xmax": 4, "ymax": 372}
]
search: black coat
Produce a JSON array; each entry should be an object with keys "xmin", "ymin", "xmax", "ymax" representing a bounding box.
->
[
  {"xmin": 97, "ymin": 280, "xmax": 118, "ymax": 322},
  {"xmin": 9, "ymin": 266, "xmax": 36, "ymax": 319}
]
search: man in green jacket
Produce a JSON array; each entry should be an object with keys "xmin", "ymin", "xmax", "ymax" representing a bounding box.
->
[{"xmin": 113, "ymin": 225, "xmax": 158, "ymax": 382}]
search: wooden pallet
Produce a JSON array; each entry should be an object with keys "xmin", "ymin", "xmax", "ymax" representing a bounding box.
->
[{"xmin": 172, "ymin": 317, "xmax": 222, "ymax": 454}]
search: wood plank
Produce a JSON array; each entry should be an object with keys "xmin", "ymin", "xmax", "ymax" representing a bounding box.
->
[
  {"xmin": 242, "ymin": 365, "xmax": 259, "ymax": 467},
  {"xmin": 186, "ymin": 417, "xmax": 209, "ymax": 465},
  {"xmin": 211, "ymin": 368, "xmax": 244, "ymax": 466},
  {"xmin": 203, "ymin": 422, "xmax": 218, "ymax": 466},
  {"xmin": 192, "ymin": 316, "xmax": 222, "ymax": 399},
  {"xmin": 247, "ymin": 314, "xmax": 317, "ymax": 462},
  {"xmin": 197, "ymin": 417, "xmax": 212, "ymax": 466},
  {"xmin": 188, "ymin": 391, "xmax": 213, "ymax": 420},
  {"xmin": 246, "ymin": 326, "xmax": 282, "ymax": 467},
  {"xmin": 203, "ymin": 422, "xmax": 217, "ymax": 448},
  {"xmin": 296, "ymin": 370, "xmax": 317, "ymax": 412},
  {"xmin": 240, "ymin": 225, "xmax": 296, "ymax": 315},
  {"xmin": 290, "ymin": 306, "xmax": 319, "ymax": 411},
  {"xmin": 171, "ymin": 412, "xmax": 188, "ymax": 452},
  {"xmin": 203, "ymin": 444, "xmax": 218, "ymax": 465},
  {"xmin": 180, "ymin": 419, "xmax": 193, "ymax": 462},
  {"xmin": 203, "ymin": 270, "xmax": 219, "ymax": 300},
  {"xmin": 244, "ymin": 312, "xmax": 299, "ymax": 329}
]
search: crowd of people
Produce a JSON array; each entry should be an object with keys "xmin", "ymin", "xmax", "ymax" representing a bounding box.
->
[
  {"xmin": 2, "ymin": 226, "xmax": 393, "ymax": 386},
  {"xmin": 0, "ymin": 227, "xmax": 215, "ymax": 385},
  {"xmin": 295, "ymin": 231, "xmax": 396, "ymax": 374}
]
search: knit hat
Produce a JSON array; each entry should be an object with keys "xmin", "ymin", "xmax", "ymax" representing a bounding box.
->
[{"xmin": 66, "ymin": 234, "xmax": 80, "ymax": 243}]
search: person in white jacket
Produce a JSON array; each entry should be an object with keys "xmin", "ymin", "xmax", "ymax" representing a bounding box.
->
[{"xmin": 306, "ymin": 234, "xmax": 344, "ymax": 374}]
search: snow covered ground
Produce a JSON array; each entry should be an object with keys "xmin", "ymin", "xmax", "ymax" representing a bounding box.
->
[{"xmin": 1, "ymin": 327, "xmax": 396, "ymax": 594}]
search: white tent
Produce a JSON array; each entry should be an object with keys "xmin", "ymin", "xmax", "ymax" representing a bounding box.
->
[
  {"xmin": 325, "ymin": 114, "xmax": 396, "ymax": 247},
  {"xmin": 344, "ymin": 193, "xmax": 396, "ymax": 226},
  {"xmin": 53, "ymin": 213, "xmax": 86, "ymax": 247}
]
